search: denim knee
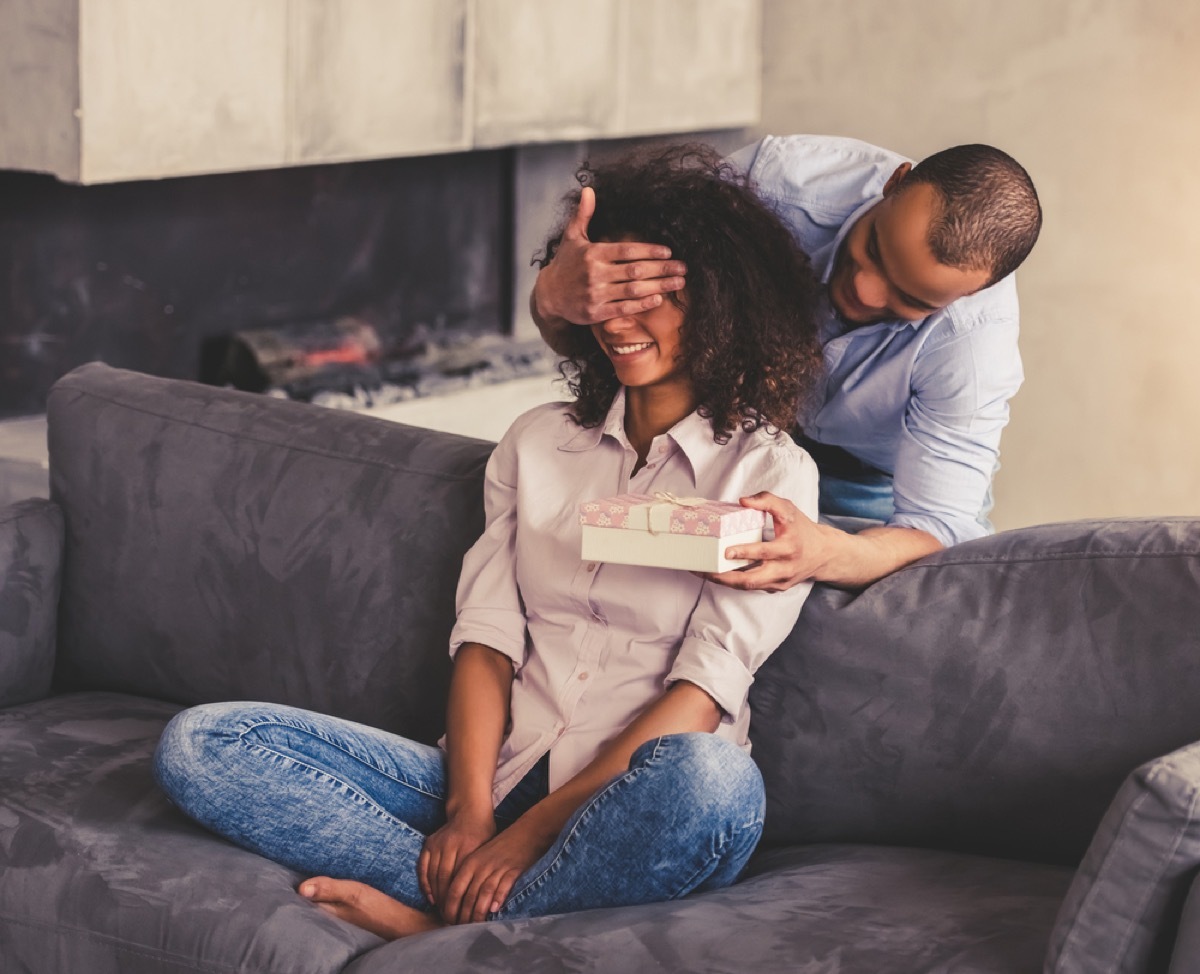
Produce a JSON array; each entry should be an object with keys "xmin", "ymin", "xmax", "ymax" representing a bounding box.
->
[
  {"xmin": 631, "ymin": 732, "xmax": 766, "ymax": 828},
  {"xmin": 153, "ymin": 701, "xmax": 254, "ymax": 806}
]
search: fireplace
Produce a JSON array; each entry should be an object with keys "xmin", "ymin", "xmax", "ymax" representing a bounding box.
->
[{"xmin": 0, "ymin": 149, "xmax": 521, "ymax": 418}]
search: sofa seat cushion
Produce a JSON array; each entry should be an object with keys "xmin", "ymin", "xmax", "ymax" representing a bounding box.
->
[
  {"xmin": 0, "ymin": 691, "xmax": 383, "ymax": 974},
  {"xmin": 342, "ymin": 844, "xmax": 1074, "ymax": 974},
  {"xmin": 1, "ymin": 690, "xmax": 1074, "ymax": 974}
]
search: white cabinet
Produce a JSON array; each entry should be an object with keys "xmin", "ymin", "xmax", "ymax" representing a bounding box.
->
[{"xmin": 0, "ymin": 0, "xmax": 760, "ymax": 184}]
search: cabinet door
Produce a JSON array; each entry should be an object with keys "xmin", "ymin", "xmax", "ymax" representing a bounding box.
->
[
  {"xmin": 623, "ymin": 0, "xmax": 760, "ymax": 135},
  {"xmin": 288, "ymin": 0, "xmax": 470, "ymax": 164},
  {"xmin": 79, "ymin": 0, "xmax": 288, "ymax": 183},
  {"xmin": 473, "ymin": 0, "xmax": 623, "ymax": 146}
]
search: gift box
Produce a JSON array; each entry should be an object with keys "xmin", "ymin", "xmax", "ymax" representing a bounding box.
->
[{"xmin": 578, "ymin": 491, "xmax": 764, "ymax": 572}]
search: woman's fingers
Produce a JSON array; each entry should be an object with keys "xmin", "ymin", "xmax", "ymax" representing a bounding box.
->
[
  {"xmin": 489, "ymin": 871, "xmax": 521, "ymax": 917},
  {"xmin": 417, "ymin": 847, "xmax": 433, "ymax": 903},
  {"xmin": 442, "ymin": 862, "xmax": 472, "ymax": 923},
  {"xmin": 433, "ymin": 846, "xmax": 459, "ymax": 906}
]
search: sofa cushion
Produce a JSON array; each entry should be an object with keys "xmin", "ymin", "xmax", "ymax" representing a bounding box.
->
[
  {"xmin": 0, "ymin": 691, "xmax": 382, "ymax": 974},
  {"xmin": 341, "ymin": 844, "xmax": 1071, "ymax": 974},
  {"xmin": 750, "ymin": 517, "xmax": 1200, "ymax": 866},
  {"xmin": 1047, "ymin": 738, "xmax": 1200, "ymax": 974},
  {"xmin": 0, "ymin": 498, "xmax": 63, "ymax": 708},
  {"xmin": 48, "ymin": 364, "xmax": 494, "ymax": 743}
]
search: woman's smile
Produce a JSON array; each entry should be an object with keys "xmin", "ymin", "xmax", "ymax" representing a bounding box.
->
[{"xmin": 606, "ymin": 340, "xmax": 656, "ymax": 357}]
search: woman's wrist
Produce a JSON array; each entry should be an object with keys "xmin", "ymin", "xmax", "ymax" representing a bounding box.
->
[{"xmin": 444, "ymin": 790, "xmax": 494, "ymax": 824}]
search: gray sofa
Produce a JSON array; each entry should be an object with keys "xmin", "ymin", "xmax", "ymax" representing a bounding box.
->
[{"xmin": 2, "ymin": 362, "xmax": 1200, "ymax": 974}]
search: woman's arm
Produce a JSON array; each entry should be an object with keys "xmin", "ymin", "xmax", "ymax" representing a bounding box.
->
[
  {"xmin": 439, "ymin": 680, "xmax": 720, "ymax": 924},
  {"xmin": 418, "ymin": 642, "xmax": 514, "ymax": 908}
]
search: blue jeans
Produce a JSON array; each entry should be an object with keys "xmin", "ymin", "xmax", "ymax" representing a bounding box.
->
[
  {"xmin": 153, "ymin": 702, "xmax": 766, "ymax": 920},
  {"xmin": 818, "ymin": 470, "xmax": 895, "ymax": 522}
]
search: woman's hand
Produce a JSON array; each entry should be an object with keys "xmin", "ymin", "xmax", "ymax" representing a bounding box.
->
[
  {"xmin": 418, "ymin": 808, "xmax": 497, "ymax": 909},
  {"xmin": 439, "ymin": 817, "xmax": 553, "ymax": 924}
]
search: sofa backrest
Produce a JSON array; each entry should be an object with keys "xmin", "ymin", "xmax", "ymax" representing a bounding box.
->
[
  {"xmin": 750, "ymin": 518, "xmax": 1200, "ymax": 866},
  {"xmin": 48, "ymin": 364, "xmax": 1200, "ymax": 868},
  {"xmin": 48, "ymin": 363, "xmax": 492, "ymax": 744}
]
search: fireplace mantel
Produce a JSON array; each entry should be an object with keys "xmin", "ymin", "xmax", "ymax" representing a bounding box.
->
[{"xmin": 0, "ymin": 0, "xmax": 761, "ymax": 185}]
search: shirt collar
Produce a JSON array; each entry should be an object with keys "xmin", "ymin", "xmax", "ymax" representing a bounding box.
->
[
  {"xmin": 558, "ymin": 387, "xmax": 728, "ymax": 489},
  {"xmin": 557, "ymin": 387, "xmax": 623, "ymax": 453}
]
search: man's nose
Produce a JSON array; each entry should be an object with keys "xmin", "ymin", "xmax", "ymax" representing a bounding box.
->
[{"xmin": 854, "ymin": 268, "xmax": 889, "ymax": 309}]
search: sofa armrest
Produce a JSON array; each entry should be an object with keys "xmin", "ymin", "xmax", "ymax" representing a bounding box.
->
[
  {"xmin": 0, "ymin": 498, "xmax": 64, "ymax": 707},
  {"xmin": 1168, "ymin": 875, "xmax": 1200, "ymax": 974},
  {"xmin": 1046, "ymin": 738, "xmax": 1200, "ymax": 974}
]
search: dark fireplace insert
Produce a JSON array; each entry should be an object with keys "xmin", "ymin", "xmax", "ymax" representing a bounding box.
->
[{"xmin": 0, "ymin": 148, "xmax": 521, "ymax": 418}]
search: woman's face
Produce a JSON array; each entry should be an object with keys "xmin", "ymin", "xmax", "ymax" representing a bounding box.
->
[{"xmin": 589, "ymin": 294, "xmax": 688, "ymax": 393}]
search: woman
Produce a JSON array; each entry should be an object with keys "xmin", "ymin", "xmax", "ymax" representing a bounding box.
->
[{"xmin": 154, "ymin": 145, "xmax": 824, "ymax": 939}]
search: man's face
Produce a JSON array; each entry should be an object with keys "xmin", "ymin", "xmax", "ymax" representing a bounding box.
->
[{"xmin": 828, "ymin": 180, "xmax": 991, "ymax": 326}]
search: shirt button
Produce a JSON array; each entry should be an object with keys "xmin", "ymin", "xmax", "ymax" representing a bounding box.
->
[
  {"xmin": 578, "ymin": 672, "xmax": 589, "ymax": 681},
  {"xmin": 585, "ymin": 562, "xmax": 597, "ymax": 572},
  {"xmin": 645, "ymin": 463, "xmax": 656, "ymax": 469}
]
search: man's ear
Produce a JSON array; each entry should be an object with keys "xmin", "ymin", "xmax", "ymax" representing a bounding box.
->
[{"xmin": 882, "ymin": 162, "xmax": 913, "ymax": 197}]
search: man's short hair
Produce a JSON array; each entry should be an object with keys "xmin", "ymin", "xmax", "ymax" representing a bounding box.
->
[{"xmin": 904, "ymin": 144, "xmax": 1042, "ymax": 286}]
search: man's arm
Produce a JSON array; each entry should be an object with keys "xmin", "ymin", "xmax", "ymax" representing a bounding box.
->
[
  {"xmin": 705, "ymin": 492, "xmax": 943, "ymax": 591},
  {"xmin": 531, "ymin": 186, "xmax": 687, "ymax": 354}
]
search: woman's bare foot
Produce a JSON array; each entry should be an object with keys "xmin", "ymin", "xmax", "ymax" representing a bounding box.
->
[{"xmin": 299, "ymin": 877, "xmax": 443, "ymax": 940}]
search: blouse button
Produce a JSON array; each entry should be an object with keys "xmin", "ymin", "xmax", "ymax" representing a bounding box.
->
[
  {"xmin": 578, "ymin": 672, "xmax": 590, "ymax": 681},
  {"xmin": 585, "ymin": 562, "xmax": 597, "ymax": 572}
]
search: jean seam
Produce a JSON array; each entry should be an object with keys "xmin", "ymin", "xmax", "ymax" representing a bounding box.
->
[
  {"xmin": 241, "ymin": 742, "xmax": 433, "ymax": 841},
  {"xmin": 238, "ymin": 717, "xmax": 444, "ymax": 802}
]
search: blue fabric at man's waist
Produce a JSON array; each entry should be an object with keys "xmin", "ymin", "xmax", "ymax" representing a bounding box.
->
[{"xmin": 794, "ymin": 432, "xmax": 895, "ymax": 523}]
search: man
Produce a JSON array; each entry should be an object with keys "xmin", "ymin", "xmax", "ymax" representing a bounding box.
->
[{"xmin": 531, "ymin": 135, "xmax": 1042, "ymax": 590}]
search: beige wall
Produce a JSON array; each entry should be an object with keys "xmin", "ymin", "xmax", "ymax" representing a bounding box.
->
[{"xmin": 754, "ymin": 0, "xmax": 1200, "ymax": 529}]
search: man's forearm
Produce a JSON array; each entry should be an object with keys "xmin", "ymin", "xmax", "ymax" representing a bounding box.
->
[
  {"xmin": 529, "ymin": 287, "xmax": 573, "ymax": 357},
  {"xmin": 710, "ymin": 493, "xmax": 943, "ymax": 593},
  {"xmin": 813, "ymin": 523, "xmax": 943, "ymax": 588}
]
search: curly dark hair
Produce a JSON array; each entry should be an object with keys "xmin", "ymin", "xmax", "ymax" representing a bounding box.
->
[{"xmin": 539, "ymin": 144, "xmax": 823, "ymax": 442}]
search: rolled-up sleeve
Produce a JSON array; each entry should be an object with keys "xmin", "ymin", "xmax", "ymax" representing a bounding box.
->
[
  {"xmin": 890, "ymin": 312, "xmax": 1023, "ymax": 547},
  {"xmin": 666, "ymin": 446, "xmax": 819, "ymax": 720},
  {"xmin": 449, "ymin": 428, "xmax": 528, "ymax": 669}
]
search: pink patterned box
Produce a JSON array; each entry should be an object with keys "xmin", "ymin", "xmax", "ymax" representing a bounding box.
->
[{"xmin": 578, "ymin": 492, "xmax": 764, "ymax": 572}]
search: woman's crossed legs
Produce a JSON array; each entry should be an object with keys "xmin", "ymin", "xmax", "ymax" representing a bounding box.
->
[{"xmin": 154, "ymin": 702, "xmax": 765, "ymax": 937}]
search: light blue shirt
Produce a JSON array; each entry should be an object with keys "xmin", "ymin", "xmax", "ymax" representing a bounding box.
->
[{"xmin": 729, "ymin": 135, "xmax": 1024, "ymax": 547}]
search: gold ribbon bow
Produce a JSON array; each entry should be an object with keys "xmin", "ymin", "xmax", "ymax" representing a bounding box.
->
[{"xmin": 644, "ymin": 491, "xmax": 706, "ymax": 535}]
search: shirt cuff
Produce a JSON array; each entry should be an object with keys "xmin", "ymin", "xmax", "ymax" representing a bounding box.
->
[
  {"xmin": 666, "ymin": 636, "xmax": 755, "ymax": 722},
  {"xmin": 889, "ymin": 511, "xmax": 988, "ymax": 548},
  {"xmin": 449, "ymin": 608, "xmax": 528, "ymax": 670}
]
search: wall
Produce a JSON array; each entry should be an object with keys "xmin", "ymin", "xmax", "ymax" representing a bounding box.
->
[{"xmin": 754, "ymin": 0, "xmax": 1200, "ymax": 529}]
